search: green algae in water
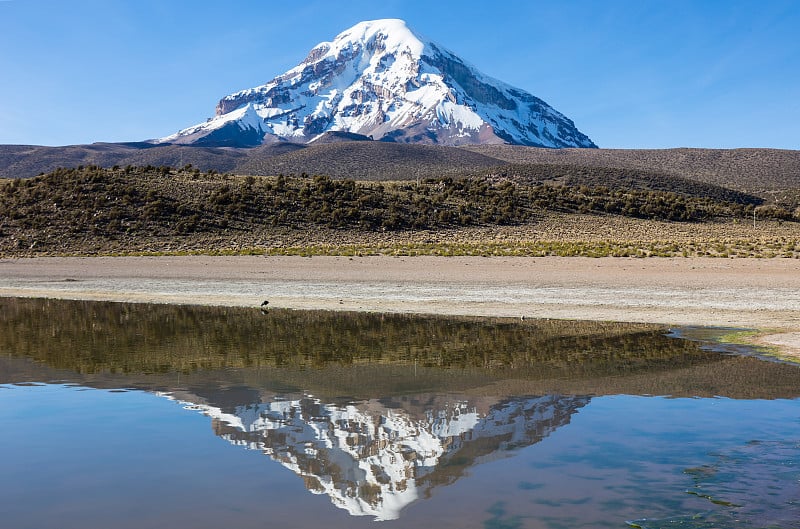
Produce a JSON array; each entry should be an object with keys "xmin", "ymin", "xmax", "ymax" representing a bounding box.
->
[
  {"xmin": 629, "ymin": 440, "xmax": 800, "ymax": 529},
  {"xmin": 484, "ymin": 501, "xmax": 526, "ymax": 529}
]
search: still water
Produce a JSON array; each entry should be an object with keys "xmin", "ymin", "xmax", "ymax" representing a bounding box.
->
[{"xmin": 0, "ymin": 298, "xmax": 798, "ymax": 529}]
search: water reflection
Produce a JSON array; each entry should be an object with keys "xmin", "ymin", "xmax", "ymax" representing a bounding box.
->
[
  {"xmin": 1, "ymin": 298, "xmax": 799, "ymax": 527},
  {"xmin": 163, "ymin": 392, "xmax": 588, "ymax": 519}
]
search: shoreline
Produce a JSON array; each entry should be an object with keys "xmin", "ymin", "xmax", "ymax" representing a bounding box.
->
[{"xmin": 1, "ymin": 255, "xmax": 798, "ymax": 358}]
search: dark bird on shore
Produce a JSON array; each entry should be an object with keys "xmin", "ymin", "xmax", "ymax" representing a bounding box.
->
[{"xmin": 261, "ymin": 300, "xmax": 269, "ymax": 307}]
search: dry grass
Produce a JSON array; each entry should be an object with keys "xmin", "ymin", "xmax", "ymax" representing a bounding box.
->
[
  {"xmin": 6, "ymin": 214, "xmax": 798, "ymax": 258},
  {"xmin": 475, "ymin": 163, "xmax": 760, "ymax": 204},
  {"xmin": 3, "ymin": 165, "xmax": 799, "ymax": 258}
]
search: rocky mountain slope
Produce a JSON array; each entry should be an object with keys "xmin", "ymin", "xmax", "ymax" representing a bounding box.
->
[{"xmin": 157, "ymin": 19, "xmax": 596, "ymax": 148}]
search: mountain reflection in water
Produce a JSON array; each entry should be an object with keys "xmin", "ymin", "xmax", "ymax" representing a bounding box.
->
[
  {"xmin": 1, "ymin": 298, "xmax": 798, "ymax": 526},
  {"xmin": 164, "ymin": 392, "xmax": 588, "ymax": 520}
]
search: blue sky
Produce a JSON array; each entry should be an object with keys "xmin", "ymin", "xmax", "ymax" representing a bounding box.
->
[{"xmin": 1, "ymin": 0, "xmax": 798, "ymax": 149}]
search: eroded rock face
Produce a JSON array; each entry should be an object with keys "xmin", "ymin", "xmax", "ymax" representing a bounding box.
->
[{"xmin": 161, "ymin": 19, "xmax": 596, "ymax": 148}]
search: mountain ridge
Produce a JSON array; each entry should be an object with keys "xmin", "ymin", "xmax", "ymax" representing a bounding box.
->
[{"xmin": 157, "ymin": 19, "xmax": 596, "ymax": 149}]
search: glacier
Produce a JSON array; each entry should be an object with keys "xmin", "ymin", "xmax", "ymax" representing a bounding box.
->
[{"xmin": 158, "ymin": 19, "xmax": 596, "ymax": 149}]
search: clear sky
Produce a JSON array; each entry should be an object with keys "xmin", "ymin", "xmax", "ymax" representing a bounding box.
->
[{"xmin": 1, "ymin": 0, "xmax": 798, "ymax": 149}]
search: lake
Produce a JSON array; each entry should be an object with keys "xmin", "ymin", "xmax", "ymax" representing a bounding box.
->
[{"xmin": 0, "ymin": 298, "xmax": 798, "ymax": 529}]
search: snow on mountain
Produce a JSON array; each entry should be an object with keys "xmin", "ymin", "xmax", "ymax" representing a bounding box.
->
[
  {"xmin": 160, "ymin": 392, "xmax": 589, "ymax": 520},
  {"xmin": 158, "ymin": 19, "xmax": 596, "ymax": 148}
]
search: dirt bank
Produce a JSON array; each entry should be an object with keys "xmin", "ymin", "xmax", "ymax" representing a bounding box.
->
[{"xmin": 1, "ymin": 256, "xmax": 797, "ymax": 337}]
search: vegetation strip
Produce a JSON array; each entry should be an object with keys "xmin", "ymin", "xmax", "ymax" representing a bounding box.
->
[
  {"xmin": 87, "ymin": 238, "xmax": 800, "ymax": 258},
  {"xmin": 2, "ymin": 165, "xmax": 799, "ymax": 257}
]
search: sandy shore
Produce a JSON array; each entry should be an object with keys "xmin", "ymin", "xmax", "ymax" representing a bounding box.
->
[{"xmin": 1, "ymin": 255, "xmax": 799, "ymax": 354}]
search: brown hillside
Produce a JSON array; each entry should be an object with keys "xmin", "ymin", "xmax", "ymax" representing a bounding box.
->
[
  {"xmin": 1, "ymin": 142, "xmax": 798, "ymax": 202},
  {"xmin": 465, "ymin": 145, "xmax": 800, "ymax": 193},
  {"xmin": 0, "ymin": 143, "xmax": 248, "ymax": 177},
  {"xmin": 4, "ymin": 165, "xmax": 799, "ymax": 257},
  {"xmin": 235, "ymin": 141, "xmax": 505, "ymax": 180},
  {"xmin": 476, "ymin": 163, "xmax": 761, "ymax": 205}
]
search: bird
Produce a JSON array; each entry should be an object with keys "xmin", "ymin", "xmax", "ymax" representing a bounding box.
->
[{"xmin": 261, "ymin": 300, "xmax": 269, "ymax": 307}]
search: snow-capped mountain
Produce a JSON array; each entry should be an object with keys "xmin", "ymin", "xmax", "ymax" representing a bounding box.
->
[
  {"xmin": 162, "ymin": 392, "xmax": 589, "ymax": 520},
  {"xmin": 158, "ymin": 19, "xmax": 596, "ymax": 148}
]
